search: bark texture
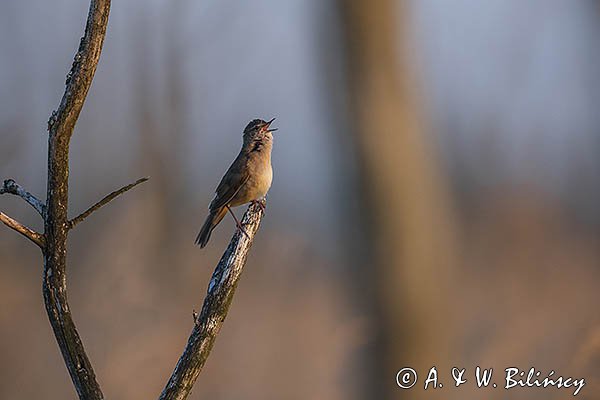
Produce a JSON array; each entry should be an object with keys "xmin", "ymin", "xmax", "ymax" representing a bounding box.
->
[
  {"xmin": 160, "ymin": 203, "xmax": 265, "ymax": 400},
  {"xmin": 43, "ymin": 1, "xmax": 112, "ymax": 399}
]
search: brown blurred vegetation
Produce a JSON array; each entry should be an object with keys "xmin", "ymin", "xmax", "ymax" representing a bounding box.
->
[{"xmin": 0, "ymin": 1, "xmax": 598, "ymax": 399}]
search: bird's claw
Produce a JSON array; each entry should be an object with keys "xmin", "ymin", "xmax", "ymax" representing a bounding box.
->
[
  {"xmin": 237, "ymin": 223, "xmax": 250, "ymax": 239},
  {"xmin": 233, "ymin": 217, "xmax": 250, "ymax": 239},
  {"xmin": 226, "ymin": 205, "xmax": 250, "ymax": 239},
  {"xmin": 252, "ymin": 198, "xmax": 267, "ymax": 212}
]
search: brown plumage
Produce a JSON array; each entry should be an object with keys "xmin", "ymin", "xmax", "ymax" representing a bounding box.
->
[{"xmin": 195, "ymin": 118, "xmax": 276, "ymax": 248}]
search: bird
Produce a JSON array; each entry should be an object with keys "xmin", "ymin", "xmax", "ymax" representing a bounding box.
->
[{"xmin": 195, "ymin": 118, "xmax": 277, "ymax": 248}]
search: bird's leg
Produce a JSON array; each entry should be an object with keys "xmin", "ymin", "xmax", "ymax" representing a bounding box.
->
[
  {"xmin": 251, "ymin": 197, "xmax": 267, "ymax": 212},
  {"xmin": 226, "ymin": 205, "xmax": 250, "ymax": 239}
]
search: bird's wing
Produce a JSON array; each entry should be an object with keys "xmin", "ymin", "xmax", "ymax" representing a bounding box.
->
[{"xmin": 209, "ymin": 152, "xmax": 250, "ymax": 211}]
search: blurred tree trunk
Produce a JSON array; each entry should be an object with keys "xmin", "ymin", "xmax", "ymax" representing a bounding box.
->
[{"xmin": 338, "ymin": 1, "xmax": 455, "ymax": 398}]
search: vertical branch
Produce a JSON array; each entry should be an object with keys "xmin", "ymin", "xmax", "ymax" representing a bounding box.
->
[
  {"xmin": 159, "ymin": 204, "xmax": 265, "ymax": 400},
  {"xmin": 43, "ymin": 1, "xmax": 111, "ymax": 399}
]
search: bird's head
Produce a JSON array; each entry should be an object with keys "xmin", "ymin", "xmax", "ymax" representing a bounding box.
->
[{"xmin": 243, "ymin": 118, "xmax": 277, "ymax": 147}]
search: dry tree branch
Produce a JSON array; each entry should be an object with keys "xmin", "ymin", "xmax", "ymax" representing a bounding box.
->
[
  {"xmin": 1, "ymin": 179, "xmax": 46, "ymax": 216},
  {"xmin": 0, "ymin": 212, "xmax": 45, "ymax": 248},
  {"xmin": 159, "ymin": 202, "xmax": 265, "ymax": 400},
  {"xmin": 0, "ymin": 179, "xmax": 45, "ymax": 248},
  {"xmin": 68, "ymin": 177, "xmax": 148, "ymax": 229},
  {"xmin": 0, "ymin": 0, "xmax": 145, "ymax": 395},
  {"xmin": 41, "ymin": 1, "xmax": 113, "ymax": 399}
]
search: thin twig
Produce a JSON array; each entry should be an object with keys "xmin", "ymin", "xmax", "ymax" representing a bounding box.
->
[
  {"xmin": 159, "ymin": 202, "xmax": 265, "ymax": 400},
  {"xmin": 68, "ymin": 177, "xmax": 148, "ymax": 229},
  {"xmin": 0, "ymin": 179, "xmax": 46, "ymax": 217},
  {"xmin": 0, "ymin": 212, "xmax": 45, "ymax": 248}
]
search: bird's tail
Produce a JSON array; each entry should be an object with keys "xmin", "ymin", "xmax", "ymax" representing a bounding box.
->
[{"xmin": 195, "ymin": 207, "xmax": 227, "ymax": 248}]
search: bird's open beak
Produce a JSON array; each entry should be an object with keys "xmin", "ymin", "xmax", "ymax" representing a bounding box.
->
[{"xmin": 265, "ymin": 118, "xmax": 278, "ymax": 132}]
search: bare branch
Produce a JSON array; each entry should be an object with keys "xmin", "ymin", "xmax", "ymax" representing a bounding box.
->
[
  {"xmin": 159, "ymin": 202, "xmax": 265, "ymax": 400},
  {"xmin": 0, "ymin": 212, "xmax": 45, "ymax": 249},
  {"xmin": 47, "ymin": 1, "xmax": 111, "ymax": 141},
  {"xmin": 1, "ymin": 179, "xmax": 46, "ymax": 216},
  {"xmin": 42, "ymin": 1, "xmax": 111, "ymax": 399},
  {"xmin": 68, "ymin": 177, "xmax": 148, "ymax": 229}
]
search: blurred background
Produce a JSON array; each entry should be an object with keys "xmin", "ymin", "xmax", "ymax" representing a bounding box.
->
[{"xmin": 1, "ymin": 0, "xmax": 599, "ymax": 399}]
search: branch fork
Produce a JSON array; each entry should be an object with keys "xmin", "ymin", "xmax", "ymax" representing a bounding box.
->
[{"xmin": 0, "ymin": 177, "xmax": 147, "ymax": 249}]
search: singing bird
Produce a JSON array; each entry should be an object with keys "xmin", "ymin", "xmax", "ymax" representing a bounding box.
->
[{"xmin": 195, "ymin": 118, "xmax": 277, "ymax": 248}]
